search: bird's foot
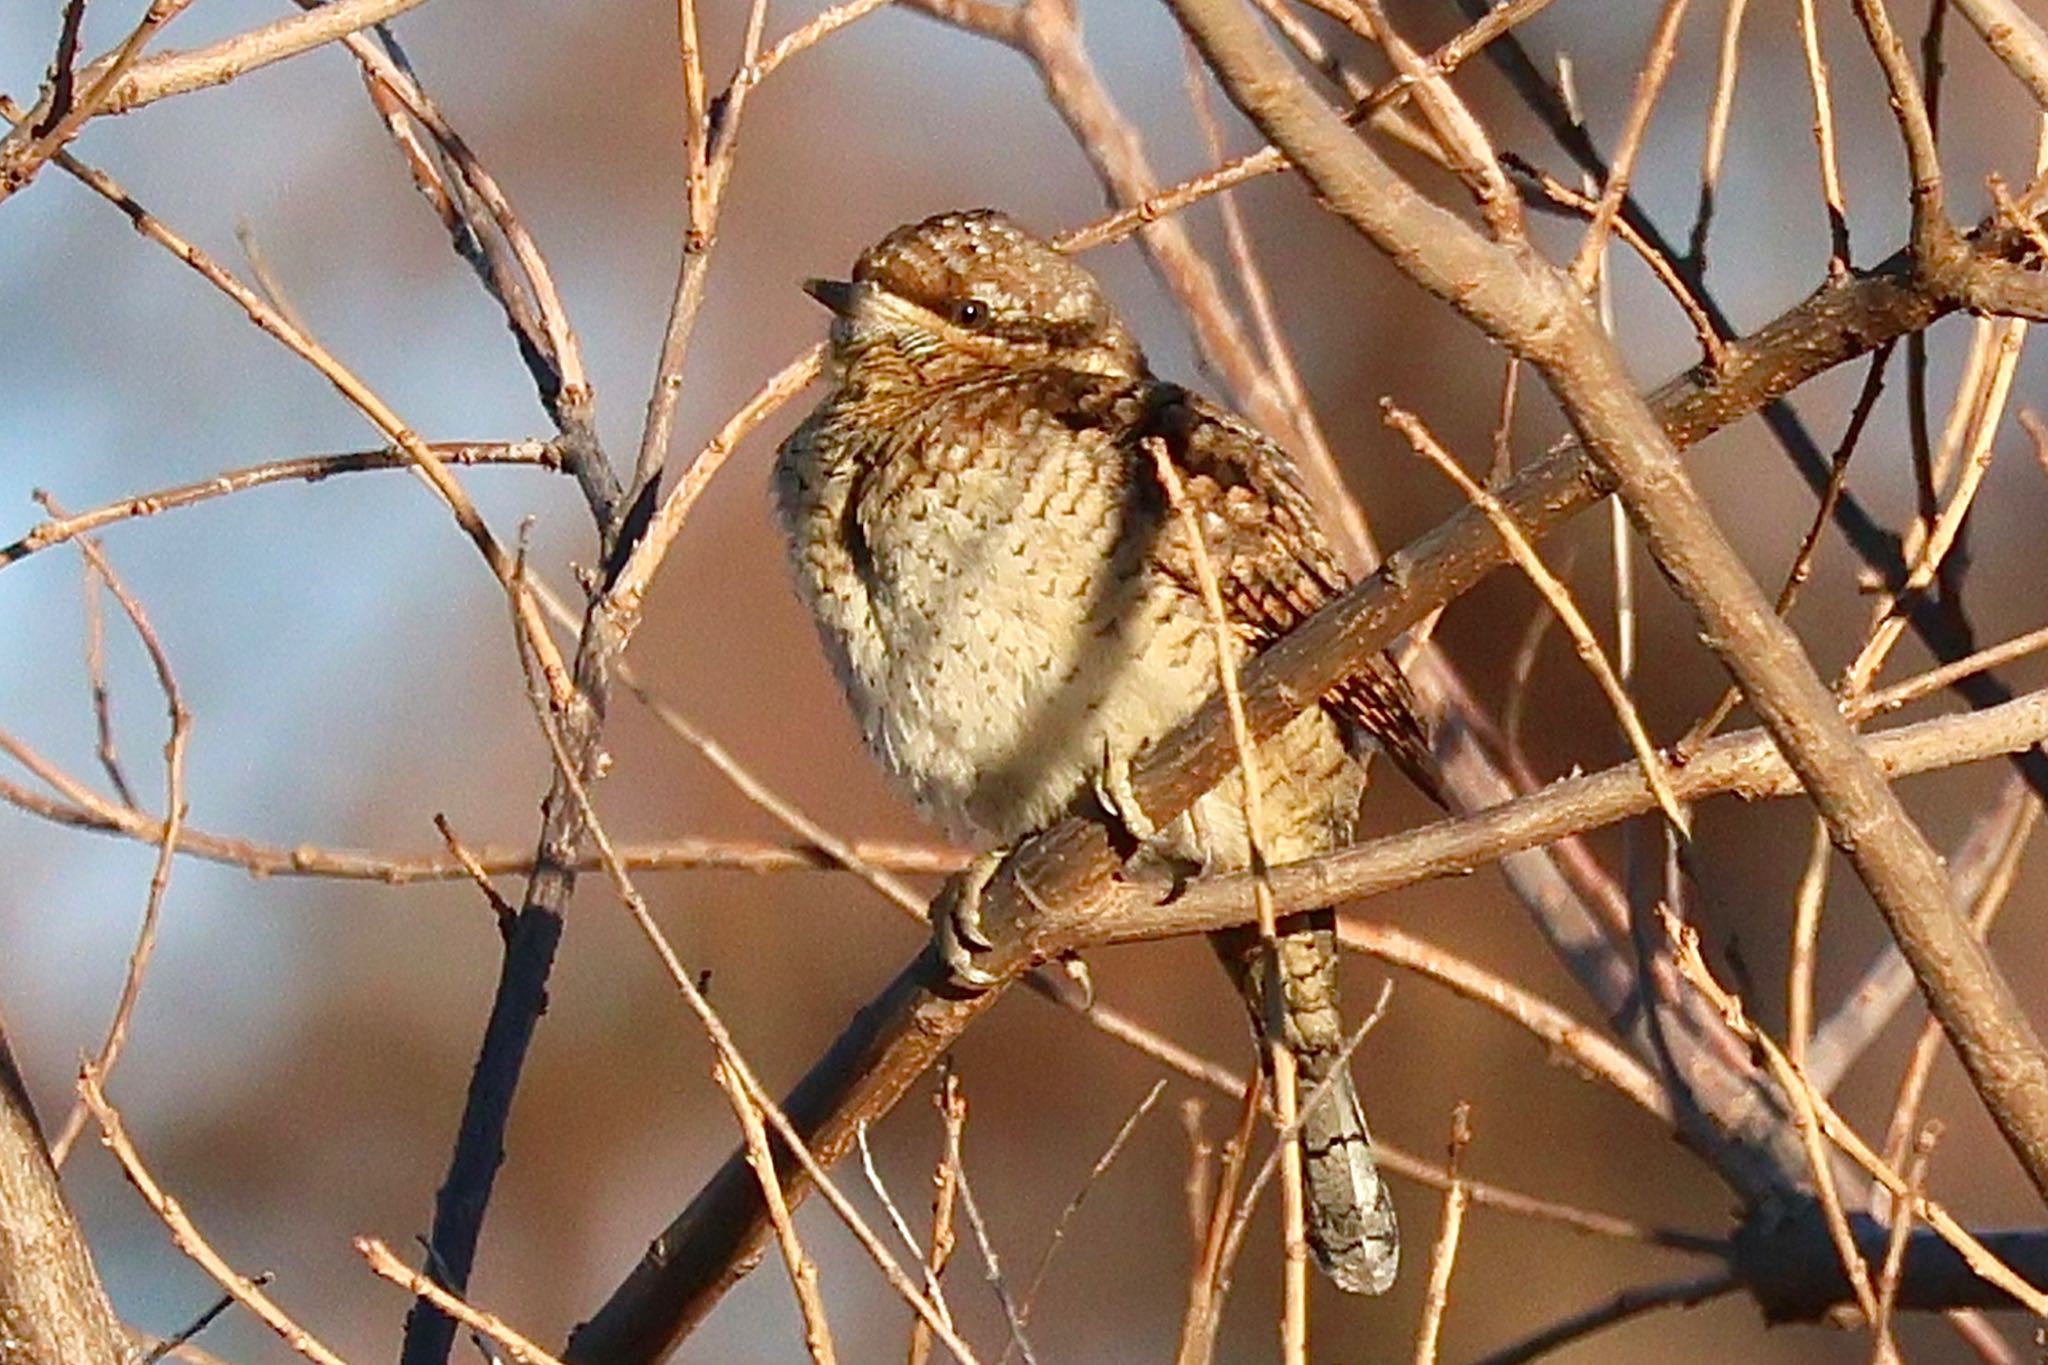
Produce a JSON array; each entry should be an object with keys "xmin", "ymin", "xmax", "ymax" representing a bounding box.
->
[
  {"xmin": 933, "ymin": 847, "xmax": 1007, "ymax": 989},
  {"xmin": 1094, "ymin": 741, "xmax": 1158, "ymax": 844}
]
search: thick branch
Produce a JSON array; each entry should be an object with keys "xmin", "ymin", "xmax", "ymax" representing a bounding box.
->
[
  {"xmin": 1739, "ymin": 1205, "xmax": 2048, "ymax": 1320},
  {"xmin": 1085, "ymin": 688, "xmax": 2048, "ymax": 946},
  {"xmin": 0, "ymin": 1019, "xmax": 131, "ymax": 1364}
]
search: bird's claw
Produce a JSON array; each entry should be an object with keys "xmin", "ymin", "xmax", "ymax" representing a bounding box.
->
[
  {"xmin": 934, "ymin": 848, "xmax": 1006, "ymax": 989},
  {"xmin": 1056, "ymin": 953, "xmax": 1095, "ymax": 1009},
  {"xmin": 1094, "ymin": 741, "xmax": 1158, "ymax": 843}
]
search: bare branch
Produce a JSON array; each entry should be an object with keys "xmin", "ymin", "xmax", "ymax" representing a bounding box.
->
[{"xmin": 0, "ymin": 1019, "xmax": 129, "ymax": 1364}]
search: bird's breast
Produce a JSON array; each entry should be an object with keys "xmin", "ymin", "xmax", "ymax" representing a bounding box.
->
[{"xmin": 780, "ymin": 400, "xmax": 1220, "ymax": 841}]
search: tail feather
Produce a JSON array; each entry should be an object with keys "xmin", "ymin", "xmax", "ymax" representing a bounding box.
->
[
  {"xmin": 1210, "ymin": 909, "xmax": 1399, "ymax": 1295},
  {"xmin": 1298, "ymin": 1055, "xmax": 1399, "ymax": 1293}
]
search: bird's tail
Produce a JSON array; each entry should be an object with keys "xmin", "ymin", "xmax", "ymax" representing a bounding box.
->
[{"xmin": 1211, "ymin": 909, "xmax": 1399, "ymax": 1295}]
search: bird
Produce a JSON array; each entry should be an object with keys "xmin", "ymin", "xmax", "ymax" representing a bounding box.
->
[{"xmin": 773, "ymin": 208, "xmax": 1443, "ymax": 1295}]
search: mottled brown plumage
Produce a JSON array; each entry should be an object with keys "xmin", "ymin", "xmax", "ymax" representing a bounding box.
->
[{"xmin": 774, "ymin": 209, "xmax": 1439, "ymax": 1295}]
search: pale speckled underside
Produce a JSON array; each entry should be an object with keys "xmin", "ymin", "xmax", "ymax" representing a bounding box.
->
[{"xmin": 775, "ymin": 385, "xmax": 1367, "ymax": 873}]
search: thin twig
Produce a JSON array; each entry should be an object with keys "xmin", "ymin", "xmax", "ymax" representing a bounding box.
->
[
  {"xmin": 718, "ymin": 1057, "xmax": 839, "ymax": 1365},
  {"xmin": 626, "ymin": 1, "xmax": 769, "ymax": 504},
  {"xmin": 1508, "ymin": 156, "xmax": 1730, "ymax": 369},
  {"xmin": 1, "ymin": 441, "xmax": 561, "ymax": 572},
  {"xmin": 142, "ymin": 1284, "xmax": 256, "ymax": 1365},
  {"xmin": 1676, "ymin": 346, "xmax": 1892, "ymax": 755},
  {"xmin": 433, "ymin": 814, "xmax": 518, "ymax": 926},
  {"xmin": 4, "ymin": 117, "xmax": 575, "ymax": 705},
  {"xmin": 1870, "ymin": 1125, "xmax": 1940, "ymax": 1356},
  {"xmin": 1950, "ymin": 0, "xmax": 2048, "ymax": 112},
  {"xmin": 1008, "ymin": 1081, "xmax": 1168, "ymax": 1356},
  {"xmin": 608, "ymin": 345, "xmax": 823, "ymax": 626},
  {"xmin": 45, "ymin": 511, "xmax": 189, "ymax": 1168},
  {"xmin": 1180, "ymin": 40, "xmax": 1373, "ymax": 563},
  {"xmin": 359, "ymin": 1238, "xmax": 564, "ymax": 1365},
  {"xmin": 1850, "ymin": 0, "xmax": 1950, "ymax": 257},
  {"xmin": 1336, "ymin": 921, "xmax": 1670, "ymax": 1124},
  {"xmin": 79, "ymin": 1067, "xmax": 352, "ymax": 1365},
  {"xmin": 1807, "ymin": 776, "xmax": 2040, "ymax": 1094},
  {"xmin": 1689, "ymin": 0, "xmax": 1751, "ymax": 265},
  {"xmin": 1057, "ymin": 0, "xmax": 1561, "ymax": 257},
  {"xmin": 1568, "ymin": 0, "xmax": 1692, "ymax": 288},
  {"xmin": 78, "ymin": 559, "xmax": 135, "ymax": 809},
  {"xmin": 1176, "ymin": 1072, "xmax": 1262, "ymax": 1365},
  {"xmin": 1877, "ymin": 797, "xmax": 2039, "ymax": 1178},
  {"xmin": 1843, "ymin": 317, "xmax": 2025, "ymax": 697},
  {"xmin": 512, "ymin": 625, "xmax": 983, "ymax": 1365},
  {"xmin": 1207, "ymin": 987, "xmax": 1396, "ymax": 1332},
  {"xmin": 1144, "ymin": 434, "xmax": 1306, "ymax": 1363},
  {"xmin": 1667, "ymin": 910, "xmax": 2048, "ymax": 1315},
  {"xmin": 954, "ymin": 1161, "xmax": 1034, "ymax": 1365},
  {"xmin": 907, "ymin": 1068, "xmax": 967, "ymax": 1365},
  {"xmin": 1797, "ymin": 0, "xmax": 1854, "ymax": 273},
  {"xmin": 0, "ymin": 0, "xmax": 197, "ymax": 205},
  {"xmin": 1410, "ymin": 1104, "xmax": 1472, "ymax": 1365},
  {"xmin": 1471, "ymin": 1270, "xmax": 1741, "ymax": 1365},
  {"xmin": 1355, "ymin": 0, "xmax": 1524, "ymax": 242},
  {"xmin": 1786, "ymin": 816, "xmax": 1831, "ymax": 1071},
  {"xmin": 1385, "ymin": 402, "xmax": 1689, "ymax": 837}
]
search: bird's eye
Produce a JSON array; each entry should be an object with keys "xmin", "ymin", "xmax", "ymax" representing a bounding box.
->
[{"xmin": 952, "ymin": 298, "xmax": 989, "ymax": 329}]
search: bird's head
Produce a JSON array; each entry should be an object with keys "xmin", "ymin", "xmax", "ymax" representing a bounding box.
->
[{"xmin": 804, "ymin": 209, "xmax": 1144, "ymax": 387}]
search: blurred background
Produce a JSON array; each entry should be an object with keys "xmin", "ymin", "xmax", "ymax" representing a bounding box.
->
[{"xmin": 3, "ymin": 1, "xmax": 2047, "ymax": 1360}]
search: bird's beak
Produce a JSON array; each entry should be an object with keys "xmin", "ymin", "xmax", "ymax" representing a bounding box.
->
[{"xmin": 803, "ymin": 277, "xmax": 859, "ymax": 317}]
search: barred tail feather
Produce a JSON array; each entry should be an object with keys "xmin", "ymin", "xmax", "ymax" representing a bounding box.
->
[{"xmin": 1210, "ymin": 908, "xmax": 1399, "ymax": 1296}]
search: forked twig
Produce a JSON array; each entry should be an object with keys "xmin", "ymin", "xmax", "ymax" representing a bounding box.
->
[{"xmin": 43, "ymin": 510, "xmax": 190, "ymax": 1168}]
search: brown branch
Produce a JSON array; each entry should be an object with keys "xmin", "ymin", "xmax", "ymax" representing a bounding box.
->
[
  {"xmin": 360, "ymin": 1238, "xmax": 566, "ymax": 1365},
  {"xmin": 622, "ymin": 2, "xmax": 768, "ymax": 509},
  {"xmin": 905, "ymin": 1069, "xmax": 965, "ymax": 1365},
  {"xmin": 1671, "ymin": 913, "xmax": 2048, "ymax": 1316},
  {"xmin": 80, "ymin": 1067, "xmax": 353, "ymax": 1365},
  {"xmin": 37, "ymin": 509, "xmax": 190, "ymax": 1169},
  {"xmin": 1689, "ymin": 0, "xmax": 1750, "ymax": 265},
  {"xmin": 0, "ymin": 773, "xmax": 962, "ymax": 881},
  {"xmin": 1950, "ymin": 0, "xmax": 2048, "ymax": 110},
  {"xmin": 324, "ymin": 22, "xmax": 599, "ymax": 503},
  {"xmin": 1410, "ymin": 1105, "xmax": 1472, "ymax": 1365},
  {"xmin": 0, "ymin": 1017, "xmax": 129, "ymax": 1363},
  {"xmin": 98, "ymin": 0, "xmax": 432, "ymax": 114},
  {"xmin": 1807, "ymin": 775, "xmax": 2041, "ymax": 1095},
  {"xmin": 1566, "ymin": 0, "xmax": 1691, "ymax": 287},
  {"xmin": 0, "ymin": 0, "xmax": 197, "ymax": 206},
  {"xmin": 564, "ymin": 682, "xmax": 2048, "ymax": 1358},
  {"xmin": 1085, "ymin": 687, "xmax": 2048, "ymax": 946},
  {"xmin": 0, "ymin": 441, "xmax": 562, "ymax": 573},
  {"xmin": 1797, "ymin": 0, "xmax": 1855, "ymax": 273},
  {"xmin": 1336, "ymin": 922, "xmax": 1669, "ymax": 1125}
]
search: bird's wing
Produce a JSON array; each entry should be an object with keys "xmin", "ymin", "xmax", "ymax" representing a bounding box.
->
[{"xmin": 1137, "ymin": 385, "xmax": 1446, "ymax": 808}]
